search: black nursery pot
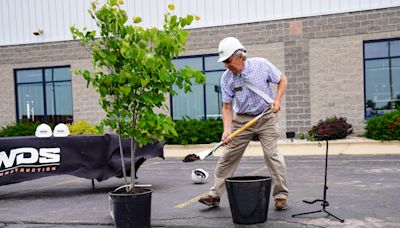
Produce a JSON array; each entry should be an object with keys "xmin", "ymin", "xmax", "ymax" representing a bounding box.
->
[
  {"xmin": 109, "ymin": 187, "xmax": 153, "ymax": 228},
  {"xmin": 225, "ymin": 176, "xmax": 272, "ymax": 225}
]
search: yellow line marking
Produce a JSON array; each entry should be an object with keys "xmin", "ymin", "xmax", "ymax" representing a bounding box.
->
[
  {"xmin": 174, "ymin": 166, "xmax": 267, "ymax": 209},
  {"xmin": 174, "ymin": 193, "xmax": 210, "ymax": 209}
]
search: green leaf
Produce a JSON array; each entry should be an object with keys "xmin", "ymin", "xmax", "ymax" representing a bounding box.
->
[
  {"xmin": 106, "ymin": 54, "xmax": 117, "ymax": 63},
  {"xmin": 170, "ymin": 15, "xmax": 177, "ymax": 27},
  {"xmin": 110, "ymin": 0, "xmax": 117, "ymax": 6},
  {"xmin": 133, "ymin": 17, "xmax": 142, "ymax": 24},
  {"xmin": 120, "ymin": 86, "xmax": 130, "ymax": 96},
  {"xmin": 186, "ymin": 15, "xmax": 194, "ymax": 25},
  {"xmin": 140, "ymin": 77, "xmax": 149, "ymax": 87}
]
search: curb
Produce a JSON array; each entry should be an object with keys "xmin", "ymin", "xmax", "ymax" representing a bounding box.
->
[{"xmin": 164, "ymin": 138, "xmax": 400, "ymax": 158}]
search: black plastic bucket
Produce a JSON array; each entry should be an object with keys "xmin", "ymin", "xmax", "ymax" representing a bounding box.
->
[
  {"xmin": 109, "ymin": 187, "xmax": 153, "ymax": 228},
  {"xmin": 225, "ymin": 176, "xmax": 272, "ymax": 224}
]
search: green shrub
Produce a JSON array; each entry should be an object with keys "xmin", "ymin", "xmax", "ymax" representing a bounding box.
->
[
  {"xmin": 0, "ymin": 120, "xmax": 103, "ymax": 137},
  {"xmin": 308, "ymin": 116, "xmax": 353, "ymax": 140},
  {"xmin": 165, "ymin": 118, "xmax": 223, "ymax": 144},
  {"xmin": 365, "ymin": 109, "xmax": 400, "ymax": 140},
  {"xmin": 67, "ymin": 120, "xmax": 103, "ymax": 135},
  {"xmin": 298, "ymin": 132, "xmax": 305, "ymax": 140},
  {"xmin": 0, "ymin": 121, "xmax": 49, "ymax": 137}
]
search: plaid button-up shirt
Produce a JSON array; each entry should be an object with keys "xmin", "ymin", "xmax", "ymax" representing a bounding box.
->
[{"xmin": 220, "ymin": 57, "xmax": 282, "ymax": 115}]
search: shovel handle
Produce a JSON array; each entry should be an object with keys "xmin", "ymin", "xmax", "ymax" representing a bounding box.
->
[
  {"xmin": 189, "ymin": 110, "xmax": 268, "ymax": 162},
  {"xmin": 230, "ymin": 117, "xmax": 258, "ymax": 138}
]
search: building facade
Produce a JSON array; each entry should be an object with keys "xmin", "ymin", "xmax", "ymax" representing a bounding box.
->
[{"xmin": 1, "ymin": 0, "xmax": 400, "ymax": 136}]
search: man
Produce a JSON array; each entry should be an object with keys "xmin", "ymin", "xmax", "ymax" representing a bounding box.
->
[{"xmin": 199, "ymin": 37, "xmax": 289, "ymax": 210}]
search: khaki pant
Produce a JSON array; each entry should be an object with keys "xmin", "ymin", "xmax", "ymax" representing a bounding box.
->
[{"xmin": 209, "ymin": 112, "xmax": 289, "ymax": 200}]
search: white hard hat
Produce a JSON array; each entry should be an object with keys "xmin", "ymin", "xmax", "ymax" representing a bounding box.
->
[
  {"xmin": 53, "ymin": 123, "xmax": 70, "ymax": 137},
  {"xmin": 35, "ymin": 124, "xmax": 52, "ymax": 138},
  {"xmin": 191, "ymin": 168, "xmax": 209, "ymax": 184},
  {"xmin": 217, "ymin": 37, "xmax": 245, "ymax": 62}
]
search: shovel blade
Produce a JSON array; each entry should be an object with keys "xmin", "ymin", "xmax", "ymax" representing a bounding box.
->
[
  {"xmin": 182, "ymin": 142, "xmax": 223, "ymax": 162},
  {"xmin": 197, "ymin": 149, "xmax": 214, "ymax": 160},
  {"xmin": 196, "ymin": 142, "xmax": 223, "ymax": 160}
]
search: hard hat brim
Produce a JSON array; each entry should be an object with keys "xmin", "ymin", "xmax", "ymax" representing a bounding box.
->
[{"xmin": 217, "ymin": 55, "xmax": 228, "ymax": 62}]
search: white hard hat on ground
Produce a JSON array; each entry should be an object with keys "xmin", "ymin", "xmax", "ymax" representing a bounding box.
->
[
  {"xmin": 53, "ymin": 123, "xmax": 70, "ymax": 137},
  {"xmin": 35, "ymin": 123, "xmax": 52, "ymax": 138},
  {"xmin": 217, "ymin": 37, "xmax": 245, "ymax": 62},
  {"xmin": 191, "ymin": 168, "xmax": 209, "ymax": 184}
]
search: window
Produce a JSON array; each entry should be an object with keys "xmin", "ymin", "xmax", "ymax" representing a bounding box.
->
[
  {"xmin": 14, "ymin": 66, "xmax": 73, "ymax": 124},
  {"xmin": 364, "ymin": 40, "xmax": 400, "ymax": 118},
  {"xmin": 171, "ymin": 55, "xmax": 225, "ymax": 120}
]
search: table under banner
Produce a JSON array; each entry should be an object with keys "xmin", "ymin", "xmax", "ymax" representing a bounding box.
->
[{"xmin": 0, "ymin": 134, "xmax": 164, "ymax": 186}]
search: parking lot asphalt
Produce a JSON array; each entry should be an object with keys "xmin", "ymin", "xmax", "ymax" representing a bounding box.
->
[{"xmin": 0, "ymin": 154, "xmax": 399, "ymax": 228}]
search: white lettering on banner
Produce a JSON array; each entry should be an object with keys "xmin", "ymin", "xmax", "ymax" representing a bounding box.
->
[
  {"xmin": 0, "ymin": 148, "xmax": 61, "ymax": 170},
  {"xmin": 0, "ymin": 149, "xmax": 18, "ymax": 168},
  {"xmin": 16, "ymin": 148, "xmax": 39, "ymax": 165},
  {"xmin": 39, "ymin": 148, "xmax": 61, "ymax": 163}
]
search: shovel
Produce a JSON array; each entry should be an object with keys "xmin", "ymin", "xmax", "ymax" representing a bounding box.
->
[{"xmin": 182, "ymin": 108, "xmax": 271, "ymax": 162}]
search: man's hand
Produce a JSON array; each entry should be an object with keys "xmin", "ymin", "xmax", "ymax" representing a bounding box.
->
[
  {"xmin": 221, "ymin": 131, "xmax": 232, "ymax": 145},
  {"xmin": 271, "ymin": 101, "xmax": 281, "ymax": 113}
]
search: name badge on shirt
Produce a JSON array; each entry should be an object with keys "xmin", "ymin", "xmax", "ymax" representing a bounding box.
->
[{"xmin": 234, "ymin": 86, "xmax": 242, "ymax": 92}]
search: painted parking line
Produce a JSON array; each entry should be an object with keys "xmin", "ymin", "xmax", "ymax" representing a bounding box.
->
[
  {"xmin": 174, "ymin": 166, "xmax": 267, "ymax": 209},
  {"xmin": 174, "ymin": 193, "xmax": 210, "ymax": 209}
]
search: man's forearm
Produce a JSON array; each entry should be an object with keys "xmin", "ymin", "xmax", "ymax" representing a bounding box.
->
[
  {"xmin": 222, "ymin": 104, "xmax": 233, "ymax": 132},
  {"xmin": 275, "ymin": 74, "xmax": 288, "ymax": 104}
]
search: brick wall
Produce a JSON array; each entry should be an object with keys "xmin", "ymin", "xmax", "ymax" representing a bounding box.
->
[
  {"xmin": 0, "ymin": 41, "xmax": 89, "ymax": 65},
  {"xmin": 0, "ymin": 64, "xmax": 15, "ymax": 127}
]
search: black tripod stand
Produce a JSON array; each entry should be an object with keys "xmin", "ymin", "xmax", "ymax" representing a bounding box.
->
[{"xmin": 292, "ymin": 136, "xmax": 344, "ymax": 223}]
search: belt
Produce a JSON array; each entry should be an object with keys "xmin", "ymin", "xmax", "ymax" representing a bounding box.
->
[{"xmin": 237, "ymin": 107, "xmax": 271, "ymax": 116}]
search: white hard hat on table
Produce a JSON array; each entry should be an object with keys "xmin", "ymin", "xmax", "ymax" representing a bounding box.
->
[
  {"xmin": 53, "ymin": 123, "xmax": 70, "ymax": 137},
  {"xmin": 217, "ymin": 37, "xmax": 245, "ymax": 62},
  {"xmin": 35, "ymin": 124, "xmax": 52, "ymax": 138}
]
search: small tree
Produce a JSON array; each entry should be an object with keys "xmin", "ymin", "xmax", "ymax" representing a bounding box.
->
[{"xmin": 71, "ymin": 0, "xmax": 205, "ymax": 192}]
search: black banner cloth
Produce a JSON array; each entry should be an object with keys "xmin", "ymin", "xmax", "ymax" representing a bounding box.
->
[{"xmin": 0, "ymin": 134, "xmax": 164, "ymax": 186}]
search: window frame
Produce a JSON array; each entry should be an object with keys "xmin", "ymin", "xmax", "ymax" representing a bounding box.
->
[
  {"xmin": 13, "ymin": 65, "xmax": 73, "ymax": 123},
  {"xmin": 363, "ymin": 38, "xmax": 400, "ymax": 119},
  {"xmin": 170, "ymin": 54, "xmax": 225, "ymax": 120}
]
